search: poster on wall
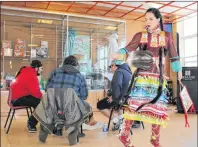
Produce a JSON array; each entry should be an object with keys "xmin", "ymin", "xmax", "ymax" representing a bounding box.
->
[
  {"xmin": 31, "ymin": 49, "xmax": 37, "ymax": 58},
  {"xmin": 14, "ymin": 39, "xmax": 25, "ymax": 57},
  {"xmin": 78, "ymin": 59, "xmax": 92, "ymax": 75},
  {"xmin": 1, "ymin": 40, "xmax": 13, "ymax": 56},
  {"xmin": 72, "ymin": 35, "xmax": 90, "ymax": 60},
  {"xmin": 36, "ymin": 41, "xmax": 48, "ymax": 58}
]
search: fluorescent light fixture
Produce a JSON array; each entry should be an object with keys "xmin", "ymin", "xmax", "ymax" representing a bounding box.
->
[
  {"xmin": 105, "ymin": 26, "xmax": 117, "ymax": 30},
  {"xmin": 37, "ymin": 19, "xmax": 53, "ymax": 24},
  {"xmin": 34, "ymin": 34, "xmax": 44, "ymax": 37},
  {"xmin": 28, "ymin": 44, "xmax": 38, "ymax": 47}
]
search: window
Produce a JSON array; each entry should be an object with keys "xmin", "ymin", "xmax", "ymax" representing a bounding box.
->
[
  {"xmin": 184, "ymin": 37, "xmax": 197, "ymax": 67},
  {"xmin": 96, "ymin": 45, "xmax": 108, "ymax": 72},
  {"xmin": 184, "ymin": 37, "xmax": 197, "ymax": 57},
  {"xmin": 184, "ymin": 15, "xmax": 197, "ymax": 37},
  {"xmin": 177, "ymin": 14, "xmax": 197, "ymax": 67}
]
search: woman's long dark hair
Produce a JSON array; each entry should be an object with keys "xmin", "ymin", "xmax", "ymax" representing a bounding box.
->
[{"xmin": 135, "ymin": 8, "xmax": 165, "ymax": 112}]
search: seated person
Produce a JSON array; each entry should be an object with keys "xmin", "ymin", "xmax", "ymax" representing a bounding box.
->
[
  {"xmin": 37, "ymin": 88, "xmax": 92, "ymax": 146},
  {"xmin": 97, "ymin": 60, "xmax": 132, "ymax": 131},
  {"xmin": 46, "ymin": 55, "xmax": 103, "ymax": 135},
  {"xmin": 10, "ymin": 60, "xmax": 43, "ymax": 132}
]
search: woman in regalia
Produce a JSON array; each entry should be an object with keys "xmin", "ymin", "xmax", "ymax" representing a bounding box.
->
[{"xmin": 111, "ymin": 8, "xmax": 182, "ymax": 147}]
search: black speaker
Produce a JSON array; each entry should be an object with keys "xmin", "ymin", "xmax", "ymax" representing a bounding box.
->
[{"xmin": 177, "ymin": 67, "xmax": 198, "ymax": 113}]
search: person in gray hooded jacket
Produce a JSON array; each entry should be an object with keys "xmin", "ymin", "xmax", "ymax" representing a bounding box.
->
[{"xmin": 34, "ymin": 88, "xmax": 90, "ymax": 146}]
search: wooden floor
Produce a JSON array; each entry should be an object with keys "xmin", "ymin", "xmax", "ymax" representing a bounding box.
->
[{"xmin": 1, "ymin": 106, "xmax": 197, "ymax": 147}]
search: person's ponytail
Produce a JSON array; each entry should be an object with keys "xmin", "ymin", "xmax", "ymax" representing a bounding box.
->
[{"xmin": 159, "ymin": 18, "xmax": 164, "ymax": 31}]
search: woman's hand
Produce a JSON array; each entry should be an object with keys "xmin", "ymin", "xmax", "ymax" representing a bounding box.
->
[
  {"xmin": 107, "ymin": 96, "xmax": 113, "ymax": 103},
  {"xmin": 178, "ymin": 71, "xmax": 183, "ymax": 81}
]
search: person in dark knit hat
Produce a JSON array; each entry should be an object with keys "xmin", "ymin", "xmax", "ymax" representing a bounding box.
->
[{"xmin": 10, "ymin": 60, "xmax": 43, "ymax": 133}]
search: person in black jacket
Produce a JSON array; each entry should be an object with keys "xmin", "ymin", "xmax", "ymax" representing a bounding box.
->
[{"xmin": 97, "ymin": 60, "xmax": 132, "ymax": 131}]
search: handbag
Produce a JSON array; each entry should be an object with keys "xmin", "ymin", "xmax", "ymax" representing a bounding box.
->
[{"xmin": 179, "ymin": 80, "xmax": 196, "ymax": 127}]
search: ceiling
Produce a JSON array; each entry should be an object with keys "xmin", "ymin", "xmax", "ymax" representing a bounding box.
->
[{"xmin": 1, "ymin": 1, "xmax": 197, "ymax": 23}]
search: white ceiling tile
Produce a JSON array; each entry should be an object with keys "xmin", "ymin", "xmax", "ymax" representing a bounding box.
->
[
  {"xmin": 75, "ymin": 2, "xmax": 96, "ymax": 5},
  {"xmin": 97, "ymin": 3, "xmax": 115, "ymax": 8},
  {"xmin": 134, "ymin": 9, "xmax": 146, "ymax": 13},
  {"xmin": 187, "ymin": 3, "xmax": 197, "ymax": 10},
  {"xmin": 141, "ymin": 2, "xmax": 163, "ymax": 9},
  {"xmin": 174, "ymin": 9, "xmax": 194, "ymax": 15},
  {"xmin": 160, "ymin": 6, "xmax": 179, "ymax": 13},
  {"xmin": 122, "ymin": 2, "xmax": 145, "ymax": 7},
  {"xmin": 171, "ymin": 2, "xmax": 195, "ymax": 7},
  {"xmin": 117, "ymin": 6, "xmax": 133, "ymax": 11}
]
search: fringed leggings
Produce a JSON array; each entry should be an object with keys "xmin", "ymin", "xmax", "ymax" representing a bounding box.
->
[{"xmin": 119, "ymin": 119, "xmax": 161, "ymax": 147}]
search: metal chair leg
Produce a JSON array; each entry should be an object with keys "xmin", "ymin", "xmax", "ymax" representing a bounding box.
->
[
  {"xmin": 81, "ymin": 124, "xmax": 83, "ymax": 133},
  {"xmin": 6, "ymin": 109, "xmax": 15, "ymax": 135},
  {"xmin": 78, "ymin": 124, "xmax": 85, "ymax": 137},
  {"xmin": 4, "ymin": 108, "xmax": 12, "ymax": 128},
  {"xmin": 141, "ymin": 121, "xmax": 145, "ymax": 129},
  {"xmin": 26, "ymin": 108, "xmax": 30, "ymax": 119},
  {"xmin": 107, "ymin": 107, "xmax": 114, "ymax": 131},
  {"xmin": 130, "ymin": 127, "xmax": 133, "ymax": 135},
  {"xmin": 77, "ymin": 133, "xmax": 79, "ymax": 143},
  {"xmin": 29, "ymin": 107, "xmax": 33, "ymax": 115}
]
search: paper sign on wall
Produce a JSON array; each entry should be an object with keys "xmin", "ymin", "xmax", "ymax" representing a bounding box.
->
[
  {"xmin": 36, "ymin": 41, "xmax": 48, "ymax": 58},
  {"xmin": 1, "ymin": 40, "xmax": 12, "ymax": 56},
  {"xmin": 14, "ymin": 39, "xmax": 26, "ymax": 57},
  {"xmin": 31, "ymin": 49, "xmax": 37, "ymax": 58}
]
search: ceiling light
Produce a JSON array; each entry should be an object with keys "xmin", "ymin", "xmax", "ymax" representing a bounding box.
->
[
  {"xmin": 37, "ymin": 19, "xmax": 53, "ymax": 24},
  {"xmin": 34, "ymin": 34, "xmax": 44, "ymax": 37},
  {"xmin": 105, "ymin": 26, "xmax": 117, "ymax": 30},
  {"xmin": 28, "ymin": 44, "xmax": 38, "ymax": 47}
]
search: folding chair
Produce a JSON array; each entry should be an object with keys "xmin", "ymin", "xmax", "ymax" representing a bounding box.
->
[
  {"xmin": 107, "ymin": 69, "xmax": 145, "ymax": 132},
  {"xmin": 78, "ymin": 124, "xmax": 85, "ymax": 137},
  {"xmin": 4, "ymin": 88, "xmax": 33, "ymax": 135},
  {"xmin": 107, "ymin": 106, "xmax": 145, "ymax": 132}
]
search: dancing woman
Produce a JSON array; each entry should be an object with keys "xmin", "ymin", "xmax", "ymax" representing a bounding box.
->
[{"xmin": 111, "ymin": 8, "xmax": 182, "ymax": 147}]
